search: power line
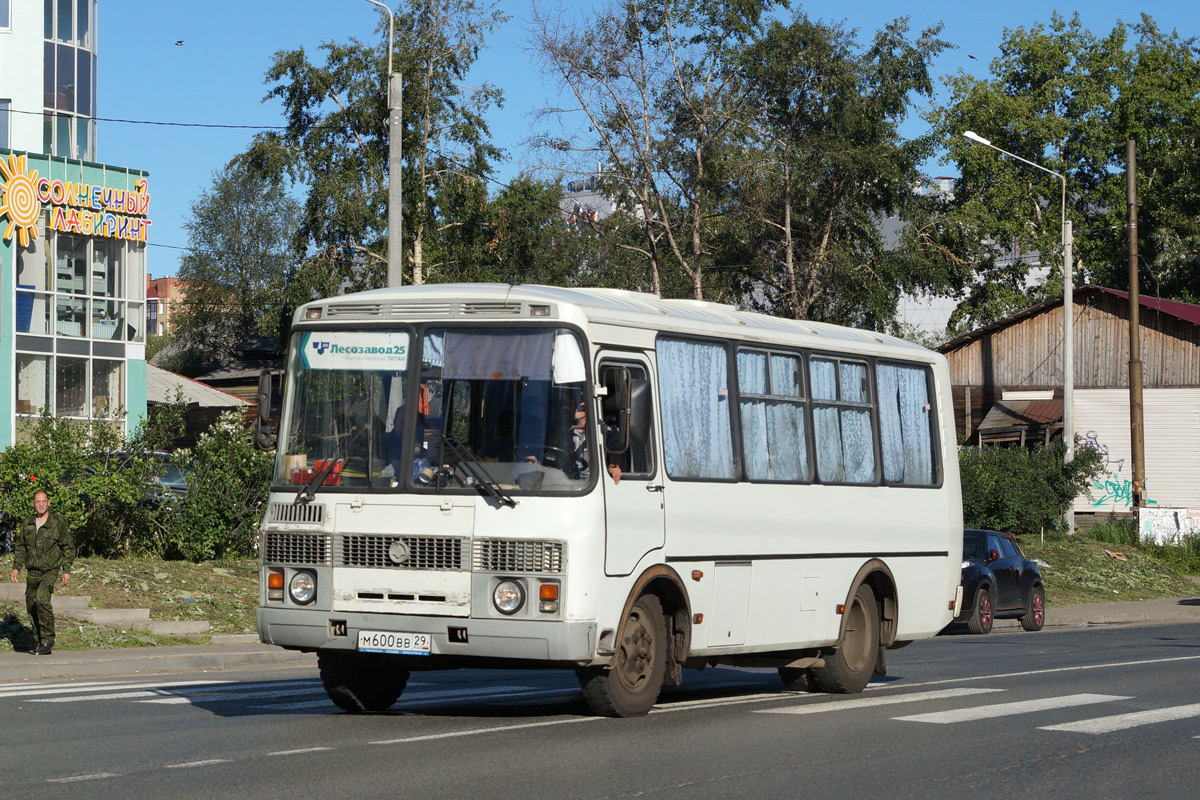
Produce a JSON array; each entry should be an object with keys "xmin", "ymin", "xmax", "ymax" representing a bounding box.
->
[{"xmin": 8, "ymin": 106, "xmax": 283, "ymax": 130}]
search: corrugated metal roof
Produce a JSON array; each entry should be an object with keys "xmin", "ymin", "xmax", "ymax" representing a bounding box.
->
[
  {"xmin": 977, "ymin": 398, "xmax": 1063, "ymax": 431},
  {"xmin": 147, "ymin": 365, "xmax": 251, "ymax": 408}
]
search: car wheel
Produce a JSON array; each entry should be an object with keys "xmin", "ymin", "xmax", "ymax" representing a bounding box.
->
[
  {"xmin": 1020, "ymin": 585, "xmax": 1046, "ymax": 632},
  {"xmin": 967, "ymin": 586, "xmax": 994, "ymax": 635}
]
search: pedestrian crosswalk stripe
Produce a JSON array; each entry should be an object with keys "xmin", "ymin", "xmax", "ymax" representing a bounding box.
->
[
  {"xmin": 1040, "ymin": 703, "xmax": 1200, "ymax": 734},
  {"xmin": 755, "ymin": 687, "xmax": 1004, "ymax": 715},
  {"xmin": 3, "ymin": 679, "xmax": 231, "ymax": 698},
  {"xmin": 895, "ymin": 693, "xmax": 1131, "ymax": 724},
  {"xmin": 140, "ymin": 687, "xmax": 329, "ymax": 705}
]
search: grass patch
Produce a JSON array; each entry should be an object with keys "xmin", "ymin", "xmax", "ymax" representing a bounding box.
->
[
  {"xmin": 1020, "ymin": 532, "xmax": 1198, "ymax": 607},
  {"xmin": 1, "ymin": 556, "xmax": 258, "ymax": 653}
]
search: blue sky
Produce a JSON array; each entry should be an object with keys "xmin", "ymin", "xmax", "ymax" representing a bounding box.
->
[{"xmin": 96, "ymin": 1, "xmax": 1197, "ymax": 277}]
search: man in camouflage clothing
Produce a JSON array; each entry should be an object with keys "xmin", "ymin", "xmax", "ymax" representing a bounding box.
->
[{"xmin": 9, "ymin": 489, "xmax": 74, "ymax": 655}]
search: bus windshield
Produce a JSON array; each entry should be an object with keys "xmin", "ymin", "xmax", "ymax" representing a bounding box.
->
[{"xmin": 274, "ymin": 326, "xmax": 593, "ymax": 494}]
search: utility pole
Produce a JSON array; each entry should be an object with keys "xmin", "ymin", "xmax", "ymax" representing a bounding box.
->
[
  {"xmin": 388, "ymin": 73, "xmax": 403, "ymax": 288},
  {"xmin": 1127, "ymin": 140, "xmax": 1146, "ymax": 520},
  {"xmin": 364, "ymin": 0, "xmax": 403, "ymax": 288}
]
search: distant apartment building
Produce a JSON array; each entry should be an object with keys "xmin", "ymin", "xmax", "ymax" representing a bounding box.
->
[
  {"xmin": 0, "ymin": 0, "xmax": 151, "ymax": 446},
  {"xmin": 146, "ymin": 275, "xmax": 186, "ymax": 336}
]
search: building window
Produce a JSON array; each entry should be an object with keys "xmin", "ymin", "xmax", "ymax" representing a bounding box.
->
[
  {"xmin": 56, "ymin": 356, "xmax": 88, "ymax": 418},
  {"xmin": 0, "ymin": 100, "xmax": 10, "ymax": 150},
  {"xmin": 16, "ymin": 355, "xmax": 51, "ymax": 416},
  {"xmin": 92, "ymin": 359, "xmax": 123, "ymax": 417},
  {"xmin": 1, "ymin": 0, "xmax": 10, "ymax": 30}
]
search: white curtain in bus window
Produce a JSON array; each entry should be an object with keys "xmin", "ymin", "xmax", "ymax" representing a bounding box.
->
[
  {"xmin": 442, "ymin": 329, "xmax": 554, "ymax": 380},
  {"xmin": 811, "ymin": 357, "xmax": 875, "ymax": 484},
  {"xmin": 658, "ymin": 338, "xmax": 735, "ymax": 479},
  {"xmin": 877, "ymin": 363, "xmax": 935, "ymax": 485},
  {"xmin": 737, "ymin": 350, "xmax": 809, "ymax": 482}
]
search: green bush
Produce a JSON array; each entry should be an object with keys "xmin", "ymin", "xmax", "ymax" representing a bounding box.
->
[
  {"xmin": 167, "ymin": 411, "xmax": 275, "ymax": 561},
  {"xmin": 0, "ymin": 405, "xmax": 272, "ymax": 562},
  {"xmin": 959, "ymin": 440, "xmax": 1105, "ymax": 535}
]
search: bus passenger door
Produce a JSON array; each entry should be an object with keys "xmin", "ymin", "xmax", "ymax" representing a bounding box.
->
[{"xmin": 598, "ymin": 357, "xmax": 666, "ymax": 576}]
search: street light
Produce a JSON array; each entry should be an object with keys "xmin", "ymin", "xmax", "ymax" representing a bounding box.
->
[
  {"xmin": 362, "ymin": 0, "xmax": 403, "ymax": 288},
  {"xmin": 963, "ymin": 131, "xmax": 1075, "ymax": 531}
]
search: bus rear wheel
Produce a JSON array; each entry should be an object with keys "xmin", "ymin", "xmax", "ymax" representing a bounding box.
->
[
  {"xmin": 809, "ymin": 584, "xmax": 879, "ymax": 694},
  {"xmin": 318, "ymin": 650, "xmax": 410, "ymax": 713},
  {"xmin": 578, "ymin": 594, "xmax": 667, "ymax": 717}
]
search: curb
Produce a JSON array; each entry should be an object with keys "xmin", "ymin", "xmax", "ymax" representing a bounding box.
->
[{"xmin": 0, "ymin": 643, "xmax": 314, "ymax": 683}]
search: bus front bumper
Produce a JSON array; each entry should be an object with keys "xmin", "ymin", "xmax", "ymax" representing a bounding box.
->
[{"xmin": 258, "ymin": 606, "xmax": 599, "ymax": 663}]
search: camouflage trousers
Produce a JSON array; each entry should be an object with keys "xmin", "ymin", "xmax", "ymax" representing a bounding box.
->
[{"xmin": 25, "ymin": 570, "xmax": 57, "ymax": 646}]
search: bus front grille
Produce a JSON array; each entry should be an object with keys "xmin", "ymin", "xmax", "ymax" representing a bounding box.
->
[
  {"xmin": 268, "ymin": 502, "xmax": 326, "ymax": 525},
  {"xmin": 472, "ymin": 539, "xmax": 565, "ymax": 574},
  {"xmin": 337, "ymin": 535, "xmax": 469, "ymax": 571},
  {"xmin": 264, "ymin": 532, "xmax": 332, "ymax": 566}
]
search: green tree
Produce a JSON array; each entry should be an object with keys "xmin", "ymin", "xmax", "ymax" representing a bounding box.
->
[
  {"xmin": 531, "ymin": 0, "xmax": 782, "ymax": 301},
  {"xmin": 242, "ymin": 0, "xmax": 507, "ymax": 291},
  {"xmin": 170, "ymin": 160, "xmax": 301, "ymax": 374},
  {"xmin": 729, "ymin": 13, "xmax": 951, "ymax": 326},
  {"xmin": 920, "ymin": 13, "xmax": 1200, "ymax": 329}
]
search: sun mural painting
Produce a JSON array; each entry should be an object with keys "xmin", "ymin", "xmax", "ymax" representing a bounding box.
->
[{"xmin": 0, "ymin": 152, "xmax": 42, "ymax": 248}]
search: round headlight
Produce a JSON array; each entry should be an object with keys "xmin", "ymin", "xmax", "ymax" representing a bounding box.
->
[
  {"xmin": 492, "ymin": 580, "xmax": 525, "ymax": 615},
  {"xmin": 289, "ymin": 571, "xmax": 316, "ymax": 605}
]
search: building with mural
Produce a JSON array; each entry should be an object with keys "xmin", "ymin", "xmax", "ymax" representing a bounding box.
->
[{"xmin": 1, "ymin": 1, "xmax": 151, "ymax": 447}]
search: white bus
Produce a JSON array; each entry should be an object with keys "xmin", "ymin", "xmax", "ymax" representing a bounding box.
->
[{"xmin": 256, "ymin": 284, "xmax": 963, "ymax": 717}]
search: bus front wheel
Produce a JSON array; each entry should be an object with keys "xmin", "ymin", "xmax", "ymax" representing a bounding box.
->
[
  {"xmin": 809, "ymin": 584, "xmax": 879, "ymax": 694},
  {"xmin": 318, "ymin": 650, "xmax": 410, "ymax": 713},
  {"xmin": 578, "ymin": 594, "xmax": 668, "ymax": 717}
]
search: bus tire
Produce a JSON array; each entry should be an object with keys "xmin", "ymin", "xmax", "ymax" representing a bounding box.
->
[
  {"xmin": 578, "ymin": 594, "xmax": 667, "ymax": 717},
  {"xmin": 809, "ymin": 584, "xmax": 879, "ymax": 694},
  {"xmin": 318, "ymin": 650, "xmax": 409, "ymax": 713}
]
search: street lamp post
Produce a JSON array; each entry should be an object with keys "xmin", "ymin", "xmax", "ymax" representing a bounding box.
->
[
  {"xmin": 963, "ymin": 131, "xmax": 1074, "ymax": 532},
  {"xmin": 363, "ymin": 0, "xmax": 403, "ymax": 288}
]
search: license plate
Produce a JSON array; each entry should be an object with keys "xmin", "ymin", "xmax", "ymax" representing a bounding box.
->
[{"xmin": 357, "ymin": 630, "xmax": 432, "ymax": 656}]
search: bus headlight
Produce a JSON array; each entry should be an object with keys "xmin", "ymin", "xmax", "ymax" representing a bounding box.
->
[
  {"xmin": 289, "ymin": 571, "xmax": 317, "ymax": 605},
  {"xmin": 493, "ymin": 580, "xmax": 525, "ymax": 615}
]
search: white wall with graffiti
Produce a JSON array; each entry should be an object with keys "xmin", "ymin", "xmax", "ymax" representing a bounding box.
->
[{"xmin": 1074, "ymin": 389, "xmax": 1200, "ymax": 515}]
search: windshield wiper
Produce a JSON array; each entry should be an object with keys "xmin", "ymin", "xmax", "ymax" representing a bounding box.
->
[
  {"xmin": 296, "ymin": 456, "xmax": 340, "ymax": 504},
  {"xmin": 436, "ymin": 435, "xmax": 517, "ymax": 508}
]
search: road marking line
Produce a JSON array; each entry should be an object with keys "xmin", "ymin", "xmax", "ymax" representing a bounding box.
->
[
  {"xmin": 253, "ymin": 686, "xmax": 575, "ymax": 712},
  {"xmin": 893, "ymin": 654, "xmax": 1200, "ymax": 691},
  {"xmin": 1041, "ymin": 703, "xmax": 1200, "ymax": 734},
  {"xmin": 4, "ymin": 679, "xmax": 233, "ymax": 699},
  {"xmin": 268, "ymin": 747, "xmax": 334, "ymax": 756},
  {"xmin": 164, "ymin": 759, "xmax": 232, "ymax": 769},
  {"xmin": 47, "ymin": 773, "xmax": 119, "ymax": 783},
  {"xmin": 895, "ymin": 693, "xmax": 1131, "ymax": 724},
  {"xmin": 755, "ymin": 687, "xmax": 1004, "ymax": 715},
  {"xmin": 371, "ymin": 716, "xmax": 600, "ymax": 744},
  {"xmin": 0, "ymin": 680, "xmax": 130, "ymax": 695}
]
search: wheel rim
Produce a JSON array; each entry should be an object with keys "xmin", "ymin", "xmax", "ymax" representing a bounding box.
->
[
  {"xmin": 842, "ymin": 596, "xmax": 872, "ymax": 671},
  {"xmin": 1032, "ymin": 591, "xmax": 1044, "ymax": 626},
  {"xmin": 980, "ymin": 593, "xmax": 992, "ymax": 629},
  {"xmin": 615, "ymin": 606, "xmax": 656, "ymax": 693}
]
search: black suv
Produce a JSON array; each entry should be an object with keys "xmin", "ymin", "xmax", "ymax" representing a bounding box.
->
[{"xmin": 955, "ymin": 529, "xmax": 1046, "ymax": 635}]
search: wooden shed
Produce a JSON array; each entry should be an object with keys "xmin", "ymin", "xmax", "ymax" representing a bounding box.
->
[{"xmin": 938, "ymin": 285, "xmax": 1200, "ymax": 517}]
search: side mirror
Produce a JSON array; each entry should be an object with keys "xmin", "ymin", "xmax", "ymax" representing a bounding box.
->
[
  {"xmin": 254, "ymin": 371, "xmax": 273, "ymax": 450},
  {"xmin": 988, "ymin": 548, "xmax": 1000, "ymax": 562}
]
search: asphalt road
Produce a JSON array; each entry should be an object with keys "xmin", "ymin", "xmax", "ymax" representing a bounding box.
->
[{"xmin": 3, "ymin": 623, "xmax": 1199, "ymax": 799}]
